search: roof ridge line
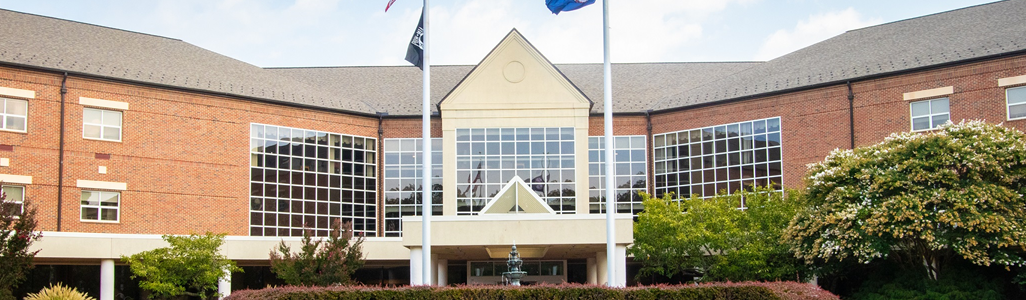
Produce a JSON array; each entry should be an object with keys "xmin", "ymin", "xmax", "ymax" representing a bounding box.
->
[
  {"xmin": 0, "ymin": 8, "xmax": 183, "ymax": 42},
  {"xmin": 845, "ymin": 0, "xmax": 1006, "ymax": 33}
]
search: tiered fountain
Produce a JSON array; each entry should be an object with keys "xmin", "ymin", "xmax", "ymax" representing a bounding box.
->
[{"xmin": 502, "ymin": 245, "xmax": 527, "ymax": 286}]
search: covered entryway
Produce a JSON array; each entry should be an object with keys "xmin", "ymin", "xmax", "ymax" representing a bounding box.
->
[{"xmin": 402, "ymin": 177, "xmax": 632, "ymax": 285}]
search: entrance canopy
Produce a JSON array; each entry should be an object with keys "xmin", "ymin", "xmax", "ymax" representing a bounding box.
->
[{"xmin": 401, "ymin": 214, "xmax": 633, "ymax": 260}]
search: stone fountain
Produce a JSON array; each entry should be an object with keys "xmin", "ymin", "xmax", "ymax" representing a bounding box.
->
[{"xmin": 502, "ymin": 244, "xmax": 528, "ymax": 286}]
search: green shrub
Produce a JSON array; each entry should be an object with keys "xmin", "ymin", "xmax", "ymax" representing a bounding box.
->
[
  {"xmin": 269, "ymin": 220, "xmax": 364, "ymax": 286},
  {"xmin": 849, "ymin": 260, "xmax": 1009, "ymax": 300},
  {"xmin": 631, "ymin": 189, "xmax": 811, "ymax": 283},
  {"xmin": 224, "ymin": 282, "xmax": 837, "ymax": 300},
  {"xmin": 122, "ymin": 232, "xmax": 240, "ymax": 299},
  {"xmin": 24, "ymin": 283, "xmax": 96, "ymax": 300}
]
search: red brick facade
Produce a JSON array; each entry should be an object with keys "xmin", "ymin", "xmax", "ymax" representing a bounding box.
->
[
  {"xmin": 652, "ymin": 54, "xmax": 1026, "ymax": 189},
  {"xmin": 2, "ymin": 53, "xmax": 1025, "ymax": 236},
  {"xmin": 0, "ymin": 66, "xmax": 377, "ymax": 235}
]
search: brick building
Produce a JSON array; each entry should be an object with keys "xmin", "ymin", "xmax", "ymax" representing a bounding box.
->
[{"xmin": 1, "ymin": 1, "xmax": 1025, "ymax": 298}]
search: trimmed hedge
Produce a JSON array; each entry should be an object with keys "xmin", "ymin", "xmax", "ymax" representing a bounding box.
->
[{"xmin": 226, "ymin": 282, "xmax": 837, "ymax": 300}]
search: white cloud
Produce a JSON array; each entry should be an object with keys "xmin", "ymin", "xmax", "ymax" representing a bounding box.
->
[
  {"xmin": 144, "ymin": 0, "xmax": 350, "ymax": 66},
  {"xmin": 400, "ymin": 0, "xmax": 727, "ymax": 65},
  {"xmin": 525, "ymin": 0, "xmax": 754, "ymax": 64},
  {"xmin": 754, "ymin": 8, "xmax": 882, "ymax": 61},
  {"xmin": 430, "ymin": 1, "xmax": 529, "ymax": 65}
]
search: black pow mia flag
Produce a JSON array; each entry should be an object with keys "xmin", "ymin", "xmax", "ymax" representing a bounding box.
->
[{"xmin": 405, "ymin": 9, "xmax": 425, "ymax": 70}]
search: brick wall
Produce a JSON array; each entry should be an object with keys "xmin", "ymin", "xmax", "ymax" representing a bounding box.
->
[
  {"xmin": 852, "ymin": 55, "xmax": 1026, "ymax": 145},
  {"xmin": 381, "ymin": 117, "xmax": 443, "ymax": 139},
  {"xmin": 3, "ymin": 52, "xmax": 1023, "ymax": 236},
  {"xmin": 0, "ymin": 66, "xmax": 377, "ymax": 235},
  {"xmin": 650, "ymin": 53, "xmax": 1026, "ymax": 189},
  {"xmin": 587, "ymin": 115, "xmax": 648, "ymax": 136}
]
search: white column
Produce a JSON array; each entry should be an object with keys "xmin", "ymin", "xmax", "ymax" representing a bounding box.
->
[
  {"xmin": 409, "ymin": 247, "xmax": 423, "ymax": 285},
  {"xmin": 218, "ymin": 270, "xmax": 232, "ymax": 299},
  {"xmin": 586, "ymin": 257, "xmax": 597, "ymax": 285},
  {"xmin": 100, "ymin": 259, "xmax": 114, "ymax": 300},
  {"xmin": 614, "ymin": 244, "xmax": 627, "ymax": 287},
  {"xmin": 436, "ymin": 259, "xmax": 448, "ymax": 286},
  {"xmin": 596, "ymin": 251, "xmax": 608, "ymax": 286},
  {"xmin": 429, "ymin": 254, "xmax": 438, "ymax": 286}
]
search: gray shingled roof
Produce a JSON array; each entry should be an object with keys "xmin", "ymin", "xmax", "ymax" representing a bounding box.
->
[
  {"xmin": 2, "ymin": 1, "xmax": 1024, "ymax": 117},
  {"xmin": 651, "ymin": 0, "xmax": 1026, "ymax": 111},
  {"xmin": 0, "ymin": 9, "xmax": 375, "ymax": 115},
  {"xmin": 267, "ymin": 62, "xmax": 760, "ymax": 115},
  {"xmin": 557, "ymin": 62, "xmax": 760, "ymax": 114},
  {"xmin": 266, "ymin": 65, "xmax": 473, "ymax": 115}
]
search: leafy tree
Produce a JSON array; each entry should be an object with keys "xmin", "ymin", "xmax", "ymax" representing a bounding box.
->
[
  {"xmin": 784, "ymin": 121, "xmax": 1026, "ymax": 281},
  {"xmin": 0, "ymin": 187, "xmax": 42, "ymax": 300},
  {"xmin": 269, "ymin": 219, "xmax": 365, "ymax": 286},
  {"xmin": 122, "ymin": 232, "xmax": 240, "ymax": 299},
  {"xmin": 630, "ymin": 188, "xmax": 811, "ymax": 282}
]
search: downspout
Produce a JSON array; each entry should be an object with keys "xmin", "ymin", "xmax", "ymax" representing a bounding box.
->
[
  {"xmin": 57, "ymin": 73, "xmax": 68, "ymax": 231},
  {"xmin": 376, "ymin": 112, "xmax": 386, "ymax": 237},
  {"xmin": 645, "ymin": 110, "xmax": 653, "ymax": 196},
  {"xmin": 847, "ymin": 81, "xmax": 855, "ymax": 149}
]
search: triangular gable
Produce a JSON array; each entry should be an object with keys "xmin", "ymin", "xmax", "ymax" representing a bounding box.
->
[
  {"xmin": 480, "ymin": 176, "xmax": 556, "ymax": 214},
  {"xmin": 439, "ymin": 29, "xmax": 592, "ymax": 112}
]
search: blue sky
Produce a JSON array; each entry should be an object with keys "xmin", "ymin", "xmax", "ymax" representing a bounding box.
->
[{"xmin": 0, "ymin": 0, "xmax": 995, "ymax": 67}]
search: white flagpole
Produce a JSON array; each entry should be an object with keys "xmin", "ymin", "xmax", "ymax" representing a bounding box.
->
[
  {"xmin": 602, "ymin": 0, "xmax": 617, "ymax": 287},
  {"xmin": 421, "ymin": 0, "xmax": 433, "ymax": 286}
]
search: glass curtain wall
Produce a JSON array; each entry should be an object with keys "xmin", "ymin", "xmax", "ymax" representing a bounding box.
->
[
  {"xmin": 249, "ymin": 124, "xmax": 377, "ymax": 237},
  {"xmin": 652, "ymin": 117, "xmax": 782, "ymax": 206},
  {"xmin": 383, "ymin": 138, "xmax": 442, "ymax": 237},
  {"xmin": 455, "ymin": 128, "xmax": 576, "ymax": 214},
  {"xmin": 587, "ymin": 136, "xmax": 647, "ymax": 216}
]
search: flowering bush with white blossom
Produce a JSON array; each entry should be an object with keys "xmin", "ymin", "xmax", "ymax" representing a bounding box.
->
[{"xmin": 784, "ymin": 120, "xmax": 1026, "ymax": 280}]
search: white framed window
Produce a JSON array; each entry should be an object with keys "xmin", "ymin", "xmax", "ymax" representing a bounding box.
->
[
  {"xmin": 1, "ymin": 98, "xmax": 28, "ymax": 132},
  {"xmin": 454, "ymin": 127, "xmax": 577, "ymax": 215},
  {"xmin": 1007, "ymin": 86, "xmax": 1026, "ymax": 120},
  {"xmin": 83, "ymin": 108, "xmax": 122, "ymax": 141},
  {"xmin": 81, "ymin": 190, "xmax": 120, "ymax": 222},
  {"xmin": 588, "ymin": 135, "xmax": 647, "ymax": 216},
  {"xmin": 910, "ymin": 98, "xmax": 949, "ymax": 131},
  {"xmin": 382, "ymin": 138, "xmax": 442, "ymax": 237},
  {"xmin": 249, "ymin": 124, "xmax": 378, "ymax": 237},
  {"xmin": 1, "ymin": 185, "xmax": 24, "ymax": 214},
  {"xmin": 653, "ymin": 117, "xmax": 783, "ymax": 207}
]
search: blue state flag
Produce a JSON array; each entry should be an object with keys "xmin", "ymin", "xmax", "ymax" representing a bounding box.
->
[{"xmin": 546, "ymin": 0, "xmax": 595, "ymax": 14}]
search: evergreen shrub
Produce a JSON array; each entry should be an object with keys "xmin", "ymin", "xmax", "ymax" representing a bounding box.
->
[{"xmin": 225, "ymin": 282, "xmax": 836, "ymax": 300}]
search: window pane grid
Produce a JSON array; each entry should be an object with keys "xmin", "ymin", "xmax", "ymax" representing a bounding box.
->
[
  {"xmin": 455, "ymin": 127, "xmax": 576, "ymax": 215},
  {"xmin": 249, "ymin": 123, "xmax": 377, "ymax": 237},
  {"xmin": 83, "ymin": 108, "xmax": 122, "ymax": 141},
  {"xmin": 80, "ymin": 190, "xmax": 119, "ymax": 222},
  {"xmin": 1007, "ymin": 87, "xmax": 1026, "ymax": 120},
  {"xmin": 910, "ymin": 98, "xmax": 950, "ymax": 131},
  {"xmin": 383, "ymin": 138, "xmax": 442, "ymax": 237},
  {"xmin": 653, "ymin": 117, "xmax": 783, "ymax": 205},
  {"xmin": 1, "ymin": 98, "xmax": 28, "ymax": 132},
  {"xmin": 1, "ymin": 185, "xmax": 24, "ymax": 214},
  {"xmin": 588, "ymin": 135, "xmax": 647, "ymax": 216}
]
